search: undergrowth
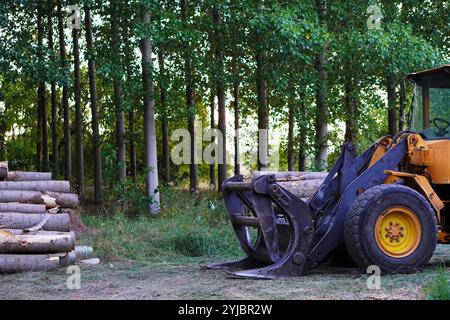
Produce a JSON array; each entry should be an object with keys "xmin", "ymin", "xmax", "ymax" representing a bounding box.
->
[
  {"xmin": 424, "ymin": 265, "xmax": 450, "ymax": 300},
  {"xmin": 79, "ymin": 184, "xmax": 241, "ymax": 263}
]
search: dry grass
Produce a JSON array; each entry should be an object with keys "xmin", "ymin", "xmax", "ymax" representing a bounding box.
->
[{"xmin": 0, "ymin": 187, "xmax": 449, "ymax": 300}]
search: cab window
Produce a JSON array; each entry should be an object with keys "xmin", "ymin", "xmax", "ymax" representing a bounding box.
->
[{"xmin": 413, "ymin": 86, "xmax": 450, "ymax": 140}]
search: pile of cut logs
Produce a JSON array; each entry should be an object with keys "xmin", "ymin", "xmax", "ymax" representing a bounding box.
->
[{"xmin": 0, "ymin": 162, "xmax": 93, "ymax": 273}]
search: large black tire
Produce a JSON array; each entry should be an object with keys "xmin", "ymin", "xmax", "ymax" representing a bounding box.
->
[{"xmin": 344, "ymin": 184, "xmax": 437, "ymax": 274}]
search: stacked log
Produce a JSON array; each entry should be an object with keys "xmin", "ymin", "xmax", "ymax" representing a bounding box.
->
[{"xmin": 0, "ymin": 161, "xmax": 92, "ymax": 273}]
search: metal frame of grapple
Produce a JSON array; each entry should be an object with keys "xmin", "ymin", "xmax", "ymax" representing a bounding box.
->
[{"xmin": 208, "ymin": 134, "xmax": 410, "ymax": 279}]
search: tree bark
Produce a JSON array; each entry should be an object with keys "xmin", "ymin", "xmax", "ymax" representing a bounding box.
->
[
  {"xmin": 209, "ymin": 85, "xmax": 216, "ymax": 188},
  {"xmin": 0, "ymin": 253, "xmax": 73, "ymax": 273},
  {"xmin": 140, "ymin": 7, "xmax": 160, "ymax": 214},
  {"xmin": 123, "ymin": 7, "xmax": 137, "ymax": 181},
  {"xmin": 84, "ymin": 4, "xmax": 102, "ymax": 204},
  {"xmin": 2, "ymin": 229, "xmax": 76, "ymax": 239},
  {"xmin": 233, "ymin": 78, "xmax": 240, "ymax": 176},
  {"xmin": 255, "ymin": 10, "xmax": 268, "ymax": 171},
  {"xmin": 344, "ymin": 76, "xmax": 357, "ymax": 143},
  {"xmin": 48, "ymin": 2, "xmax": 58, "ymax": 178},
  {"xmin": 0, "ymin": 213, "xmax": 71, "ymax": 232},
  {"xmin": 36, "ymin": 84, "xmax": 43, "ymax": 172},
  {"xmin": 7, "ymin": 171, "xmax": 52, "ymax": 181},
  {"xmin": 57, "ymin": 0, "xmax": 71, "ymax": 181},
  {"xmin": 212, "ymin": 6, "xmax": 227, "ymax": 191},
  {"xmin": 181, "ymin": 0, "xmax": 198, "ymax": 193},
  {"xmin": 278, "ymin": 179, "xmax": 325, "ymax": 199},
  {"xmin": 288, "ymin": 106, "xmax": 295, "ymax": 171},
  {"xmin": 158, "ymin": 47, "xmax": 170, "ymax": 183},
  {"xmin": 36, "ymin": 3, "xmax": 45, "ymax": 172},
  {"xmin": 0, "ymin": 181, "xmax": 70, "ymax": 193},
  {"xmin": 0, "ymin": 234, "xmax": 75, "ymax": 254},
  {"xmin": 0, "ymin": 203, "xmax": 46, "ymax": 213},
  {"xmin": 0, "ymin": 191, "xmax": 79, "ymax": 208},
  {"xmin": 399, "ymin": 78, "xmax": 406, "ymax": 132},
  {"xmin": 110, "ymin": 0, "xmax": 126, "ymax": 181},
  {"xmin": 0, "ymin": 100, "xmax": 7, "ymax": 161},
  {"xmin": 298, "ymin": 104, "xmax": 307, "ymax": 171},
  {"xmin": 314, "ymin": 0, "xmax": 329, "ymax": 170},
  {"xmin": 72, "ymin": 25, "xmax": 84, "ymax": 197},
  {"xmin": 387, "ymin": 75, "xmax": 398, "ymax": 135}
]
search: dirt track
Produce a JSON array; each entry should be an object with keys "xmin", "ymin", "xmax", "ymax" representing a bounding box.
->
[{"xmin": 1, "ymin": 245, "xmax": 449, "ymax": 300}]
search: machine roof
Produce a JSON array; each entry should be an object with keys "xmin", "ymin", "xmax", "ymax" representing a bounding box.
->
[{"xmin": 407, "ymin": 65, "xmax": 450, "ymax": 88}]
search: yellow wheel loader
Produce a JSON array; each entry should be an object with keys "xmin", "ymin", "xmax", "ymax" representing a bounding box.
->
[{"xmin": 208, "ymin": 65, "xmax": 450, "ymax": 279}]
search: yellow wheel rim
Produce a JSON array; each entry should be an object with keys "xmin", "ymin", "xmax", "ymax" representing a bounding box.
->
[{"xmin": 374, "ymin": 206, "xmax": 421, "ymax": 258}]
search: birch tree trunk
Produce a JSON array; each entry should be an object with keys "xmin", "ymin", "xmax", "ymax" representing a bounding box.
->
[
  {"xmin": 140, "ymin": 7, "xmax": 160, "ymax": 214},
  {"xmin": 255, "ymin": 1, "xmax": 268, "ymax": 171}
]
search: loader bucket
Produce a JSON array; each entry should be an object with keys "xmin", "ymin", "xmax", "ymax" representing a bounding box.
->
[{"xmin": 207, "ymin": 171, "xmax": 327, "ymax": 279}]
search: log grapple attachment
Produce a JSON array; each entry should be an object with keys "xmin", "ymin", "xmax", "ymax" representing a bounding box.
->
[{"xmin": 208, "ymin": 135, "xmax": 411, "ymax": 279}]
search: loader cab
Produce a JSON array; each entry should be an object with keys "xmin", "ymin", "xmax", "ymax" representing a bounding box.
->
[{"xmin": 407, "ymin": 65, "xmax": 450, "ymax": 140}]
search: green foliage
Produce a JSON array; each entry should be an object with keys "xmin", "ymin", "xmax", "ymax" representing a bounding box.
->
[
  {"xmin": 80, "ymin": 186, "xmax": 241, "ymax": 261},
  {"xmin": 0, "ymin": 0, "xmax": 448, "ymax": 186},
  {"xmin": 424, "ymin": 265, "xmax": 450, "ymax": 300},
  {"xmin": 107, "ymin": 175, "xmax": 154, "ymax": 216}
]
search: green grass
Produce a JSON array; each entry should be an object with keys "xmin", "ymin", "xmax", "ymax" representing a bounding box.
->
[
  {"xmin": 78, "ymin": 186, "xmax": 242, "ymax": 264},
  {"xmin": 424, "ymin": 265, "xmax": 450, "ymax": 300}
]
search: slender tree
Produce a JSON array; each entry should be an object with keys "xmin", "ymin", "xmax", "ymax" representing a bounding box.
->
[
  {"xmin": 36, "ymin": 2, "xmax": 46, "ymax": 171},
  {"xmin": 84, "ymin": 2, "xmax": 102, "ymax": 203},
  {"xmin": 287, "ymin": 106, "xmax": 295, "ymax": 171},
  {"xmin": 399, "ymin": 79, "xmax": 406, "ymax": 132},
  {"xmin": 255, "ymin": 1, "xmax": 268, "ymax": 171},
  {"xmin": 140, "ymin": 6, "xmax": 160, "ymax": 214},
  {"xmin": 110, "ymin": 0, "xmax": 126, "ymax": 181},
  {"xmin": 209, "ymin": 85, "xmax": 216, "ymax": 187},
  {"xmin": 57, "ymin": 0, "xmax": 71, "ymax": 181},
  {"xmin": 314, "ymin": 0, "xmax": 329, "ymax": 170},
  {"xmin": 232, "ymin": 76, "xmax": 240, "ymax": 175},
  {"xmin": 123, "ymin": 4, "xmax": 137, "ymax": 180},
  {"xmin": 387, "ymin": 75, "xmax": 398, "ymax": 135},
  {"xmin": 212, "ymin": 5, "xmax": 227, "ymax": 190},
  {"xmin": 158, "ymin": 47, "xmax": 170, "ymax": 183},
  {"xmin": 47, "ymin": 1, "xmax": 58, "ymax": 177},
  {"xmin": 180, "ymin": 0, "xmax": 198, "ymax": 193},
  {"xmin": 72, "ymin": 11, "xmax": 84, "ymax": 196}
]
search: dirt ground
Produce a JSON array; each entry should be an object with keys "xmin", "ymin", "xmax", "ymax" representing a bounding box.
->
[{"xmin": 1, "ymin": 245, "xmax": 449, "ymax": 300}]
